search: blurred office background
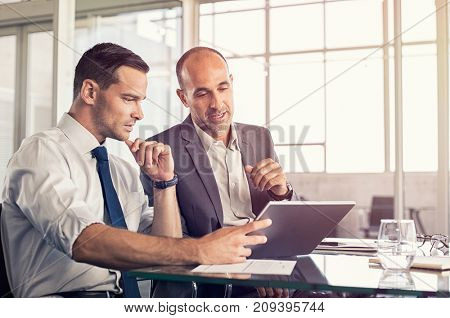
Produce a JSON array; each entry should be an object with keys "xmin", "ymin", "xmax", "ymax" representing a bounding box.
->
[{"xmin": 1, "ymin": 0, "xmax": 450, "ymax": 238}]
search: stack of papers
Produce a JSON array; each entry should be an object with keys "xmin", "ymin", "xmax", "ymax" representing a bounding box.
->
[
  {"xmin": 192, "ymin": 260, "xmax": 297, "ymax": 275},
  {"xmin": 370, "ymin": 256, "xmax": 450, "ymax": 271},
  {"xmin": 315, "ymin": 238, "xmax": 378, "ymax": 254}
]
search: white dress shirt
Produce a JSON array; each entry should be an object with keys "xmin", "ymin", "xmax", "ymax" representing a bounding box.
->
[
  {"xmin": 193, "ymin": 122, "xmax": 255, "ymax": 226},
  {"xmin": 0, "ymin": 113, "xmax": 153, "ymax": 297}
]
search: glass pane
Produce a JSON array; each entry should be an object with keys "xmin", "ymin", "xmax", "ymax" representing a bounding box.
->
[
  {"xmin": 211, "ymin": 10, "xmax": 265, "ymax": 56},
  {"xmin": 326, "ymin": 49, "xmax": 384, "ymax": 173},
  {"xmin": 404, "ymin": 50, "xmax": 438, "ymax": 235},
  {"xmin": 228, "ymin": 57, "xmax": 266, "ymax": 126},
  {"xmin": 28, "ymin": 31, "xmax": 53, "ymax": 136},
  {"xmin": 269, "ymin": 53, "xmax": 325, "ymax": 144},
  {"xmin": 199, "ymin": 15, "xmax": 213, "ymax": 46},
  {"xmin": 75, "ymin": 7, "xmax": 182, "ymax": 163},
  {"xmin": 402, "ymin": 44, "xmax": 437, "ymax": 172},
  {"xmin": 0, "ymin": 35, "xmax": 16, "ymax": 193},
  {"xmin": 404, "ymin": 173, "xmax": 438, "ymax": 235},
  {"xmin": 270, "ymin": 3, "xmax": 324, "ymax": 52},
  {"xmin": 200, "ymin": 3, "xmax": 214, "ymax": 15},
  {"xmin": 402, "ymin": 0, "xmax": 436, "ymax": 43},
  {"xmin": 325, "ymin": 0, "xmax": 383, "ymax": 48},
  {"xmin": 275, "ymin": 145, "xmax": 324, "ymax": 173},
  {"xmin": 270, "ymin": 0, "xmax": 323, "ymax": 6},
  {"xmin": 212, "ymin": 0, "xmax": 265, "ymax": 12}
]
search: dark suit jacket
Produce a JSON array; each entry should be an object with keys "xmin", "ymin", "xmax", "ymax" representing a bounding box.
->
[{"xmin": 141, "ymin": 115, "xmax": 300, "ymax": 238}]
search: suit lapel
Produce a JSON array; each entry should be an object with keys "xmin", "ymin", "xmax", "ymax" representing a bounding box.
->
[
  {"xmin": 181, "ymin": 116, "xmax": 224, "ymax": 226},
  {"xmin": 236, "ymin": 124, "xmax": 260, "ymax": 214}
]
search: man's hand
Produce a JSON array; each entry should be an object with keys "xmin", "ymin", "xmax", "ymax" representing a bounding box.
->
[
  {"xmin": 125, "ymin": 139, "xmax": 174, "ymax": 181},
  {"xmin": 256, "ymin": 287, "xmax": 289, "ymax": 298},
  {"xmin": 196, "ymin": 219, "xmax": 272, "ymax": 264},
  {"xmin": 245, "ymin": 158, "xmax": 288, "ymax": 196}
]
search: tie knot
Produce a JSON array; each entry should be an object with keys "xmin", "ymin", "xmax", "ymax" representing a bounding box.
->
[{"xmin": 91, "ymin": 146, "xmax": 109, "ymax": 162}]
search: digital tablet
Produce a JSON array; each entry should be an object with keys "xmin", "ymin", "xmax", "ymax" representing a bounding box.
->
[{"xmin": 250, "ymin": 201, "xmax": 356, "ymax": 259}]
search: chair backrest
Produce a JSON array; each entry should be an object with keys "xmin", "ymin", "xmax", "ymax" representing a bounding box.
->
[
  {"xmin": 0, "ymin": 203, "xmax": 13, "ymax": 297},
  {"xmin": 369, "ymin": 196, "xmax": 394, "ymax": 227}
]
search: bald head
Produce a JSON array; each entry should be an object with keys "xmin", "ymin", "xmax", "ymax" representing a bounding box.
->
[{"xmin": 176, "ymin": 47, "xmax": 229, "ymax": 89}]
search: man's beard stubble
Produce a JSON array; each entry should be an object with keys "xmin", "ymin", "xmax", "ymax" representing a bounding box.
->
[{"xmin": 92, "ymin": 94, "xmax": 125, "ymax": 142}]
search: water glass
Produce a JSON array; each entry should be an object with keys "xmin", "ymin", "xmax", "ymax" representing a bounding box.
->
[
  {"xmin": 377, "ymin": 219, "xmax": 417, "ymax": 271},
  {"xmin": 378, "ymin": 270, "xmax": 415, "ymax": 290}
]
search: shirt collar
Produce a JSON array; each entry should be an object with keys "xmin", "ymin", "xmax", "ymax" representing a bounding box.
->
[
  {"xmin": 193, "ymin": 120, "xmax": 240, "ymax": 152},
  {"xmin": 57, "ymin": 113, "xmax": 101, "ymax": 155}
]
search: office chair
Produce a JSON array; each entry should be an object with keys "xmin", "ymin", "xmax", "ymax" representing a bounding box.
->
[
  {"xmin": 0, "ymin": 203, "xmax": 13, "ymax": 297},
  {"xmin": 363, "ymin": 196, "xmax": 394, "ymax": 239}
]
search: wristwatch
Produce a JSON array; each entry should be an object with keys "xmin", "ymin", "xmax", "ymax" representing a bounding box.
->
[
  {"xmin": 268, "ymin": 182, "xmax": 293, "ymax": 201},
  {"xmin": 152, "ymin": 174, "xmax": 178, "ymax": 189}
]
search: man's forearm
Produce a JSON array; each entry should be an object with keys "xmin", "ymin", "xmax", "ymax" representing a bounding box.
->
[
  {"xmin": 72, "ymin": 223, "xmax": 197, "ymax": 270},
  {"xmin": 151, "ymin": 186, "xmax": 182, "ymax": 238}
]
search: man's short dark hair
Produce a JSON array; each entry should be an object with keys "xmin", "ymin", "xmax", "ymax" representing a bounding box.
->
[
  {"xmin": 73, "ymin": 42, "xmax": 149, "ymax": 100},
  {"xmin": 176, "ymin": 47, "xmax": 228, "ymax": 89}
]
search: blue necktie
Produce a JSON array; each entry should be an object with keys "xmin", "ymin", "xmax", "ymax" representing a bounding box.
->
[{"xmin": 91, "ymin": 146, "xmax": 141, "ymax": 298}]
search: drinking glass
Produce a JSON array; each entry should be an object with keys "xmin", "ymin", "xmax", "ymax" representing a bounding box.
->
[{"xmin": 377, "ymin": 219, "xmax": 417, "ymax": 271}]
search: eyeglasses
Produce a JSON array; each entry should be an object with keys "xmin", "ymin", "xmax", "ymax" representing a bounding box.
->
[{"xmin": 416, "ymin": 234, "xmax": 449, "ymax": 254}]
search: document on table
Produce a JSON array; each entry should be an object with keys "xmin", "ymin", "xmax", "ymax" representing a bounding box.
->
[
  {"xmin": 316, "ymin": 238, "xmax": 378, "ymax": 253},
  {"xmin": 192, "ymin": 259, "xmax": 297, "ymax": 275},
  {"xmin": 370, "ymin": 256, "xmax": 450, "ymax": 271}
]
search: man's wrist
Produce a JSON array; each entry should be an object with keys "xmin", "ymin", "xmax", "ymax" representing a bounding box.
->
[
  {"xmin": 268, "ymin": 182, "xmax": 293, "ymax": 201},
  {"xmin": 150, "ymin": 172, "xmax": 175, "ymax": 182},
  {"xmin": 186, "ymin": 238, "xmax": 203, "ymax": 264}
]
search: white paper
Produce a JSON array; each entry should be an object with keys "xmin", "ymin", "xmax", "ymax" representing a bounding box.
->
[{"xmin": 192, "ymin": 259, "xmax": 296, "ymax": 275}]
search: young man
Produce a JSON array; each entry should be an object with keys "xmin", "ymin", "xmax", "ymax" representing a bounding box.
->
[{"xmin": 0, "ymin": 43, "xmax": 270, "ymax": 298}]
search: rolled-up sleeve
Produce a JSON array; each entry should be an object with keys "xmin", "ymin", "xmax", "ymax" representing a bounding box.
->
[{"xmin": 5, "ymin": 138, "xmax": 103, "ymax": 258}]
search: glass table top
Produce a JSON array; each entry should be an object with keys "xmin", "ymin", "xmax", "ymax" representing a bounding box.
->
[{"xmin": 130, "ymin": 252, "xmax": 450, "ymax": 297}]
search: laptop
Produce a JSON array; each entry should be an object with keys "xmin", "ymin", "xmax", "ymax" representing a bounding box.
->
[{"xmin": 250, "ymin": 201, "xmax": 355, "ymax": 259}]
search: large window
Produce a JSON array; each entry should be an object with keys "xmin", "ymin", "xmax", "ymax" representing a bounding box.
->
[
  {"xmin": 0, "ymin": 34, "xmax": 16, "ymax": 191},
  {"xmin": 199, "ymin": 0, "xmax": 439, "ymax": 173}
]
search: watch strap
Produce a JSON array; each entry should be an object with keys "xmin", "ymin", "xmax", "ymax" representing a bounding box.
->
[{"xmin": 152, "ymin": 174, "xmax": 178, "ymax": 189}]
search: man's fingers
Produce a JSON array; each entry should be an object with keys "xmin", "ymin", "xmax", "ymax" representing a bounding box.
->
[
  {"xmin": 152, "ymin": 144, "xmax": 165, "ymax": 164},
  {"xmin": 252, "ymin": 162, "xmax": 280, "ymax": 187},
  {"xmin": 164, "ymin": 144, "xmax": 172, "ymax": 156},
  {"xmin": 136, "ymin": 141, "xmax": 157, "ymax": 166},
  {"xmin": 257, "ymin": 287, "xmax": 266, "ymax": 297},
  {"xmin": 263, "ymin": 174, "xmax": 286, "ymax": 192},
  {"xmin": 132, "ymin": 138, "xmax": 142, "ymax": 152},
  {"xmin": 239, "ymin": 247, "xmax": 252, "ymax": 257},
  {"xmin": 240, "ymin": 219, "xmax": 272, "ymax": 234},
  {"xmin": 234, "ymin": 256, "xmax": 247, "ymax": 264},
  {"xmin": 266, "ymin": 288, "xmax": 274, "ymax": 297},
  {"xmin": 244, "ymin": 165, "xmax": 253, "ymax": 174},
  {"xmin": 251, "ymin": 159, "xmax": 275, "ymax": 178},
  {"xmin": 137, "ymin": 143, "xmax": 147, "ymax": 166},
  {"xmin": 274, "ymin": 288, "xmax": 283, "ymax": 298},
  {"xmin": 282, "ymin": 288, "xmax": 289, "ymax": 298},
  {"xmin": 243, "ymin": 234, "xmax": 267, "ymax": 246},
  {"xmin": 125, "ymin": 139, "xmax": 133, "ymax": 148},
  {"xmin": 258, "ymin": 171, "xmax": 279, "ymax": 191},
  {"xmin": 144, "ymin": 145, "xmax": 154, "ymax": 170},
  {"xmin": 126, "ymin": 139, "xmax": 141, "ymax": 162}
]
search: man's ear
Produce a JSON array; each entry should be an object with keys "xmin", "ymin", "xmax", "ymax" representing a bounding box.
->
[
  {"xmin": 176, "ymin": 88, "xmax": 189, "ymax": 108},
  {"xmin": 80, "ymin": 79, "xmax": 99, "ymax": 106}
]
